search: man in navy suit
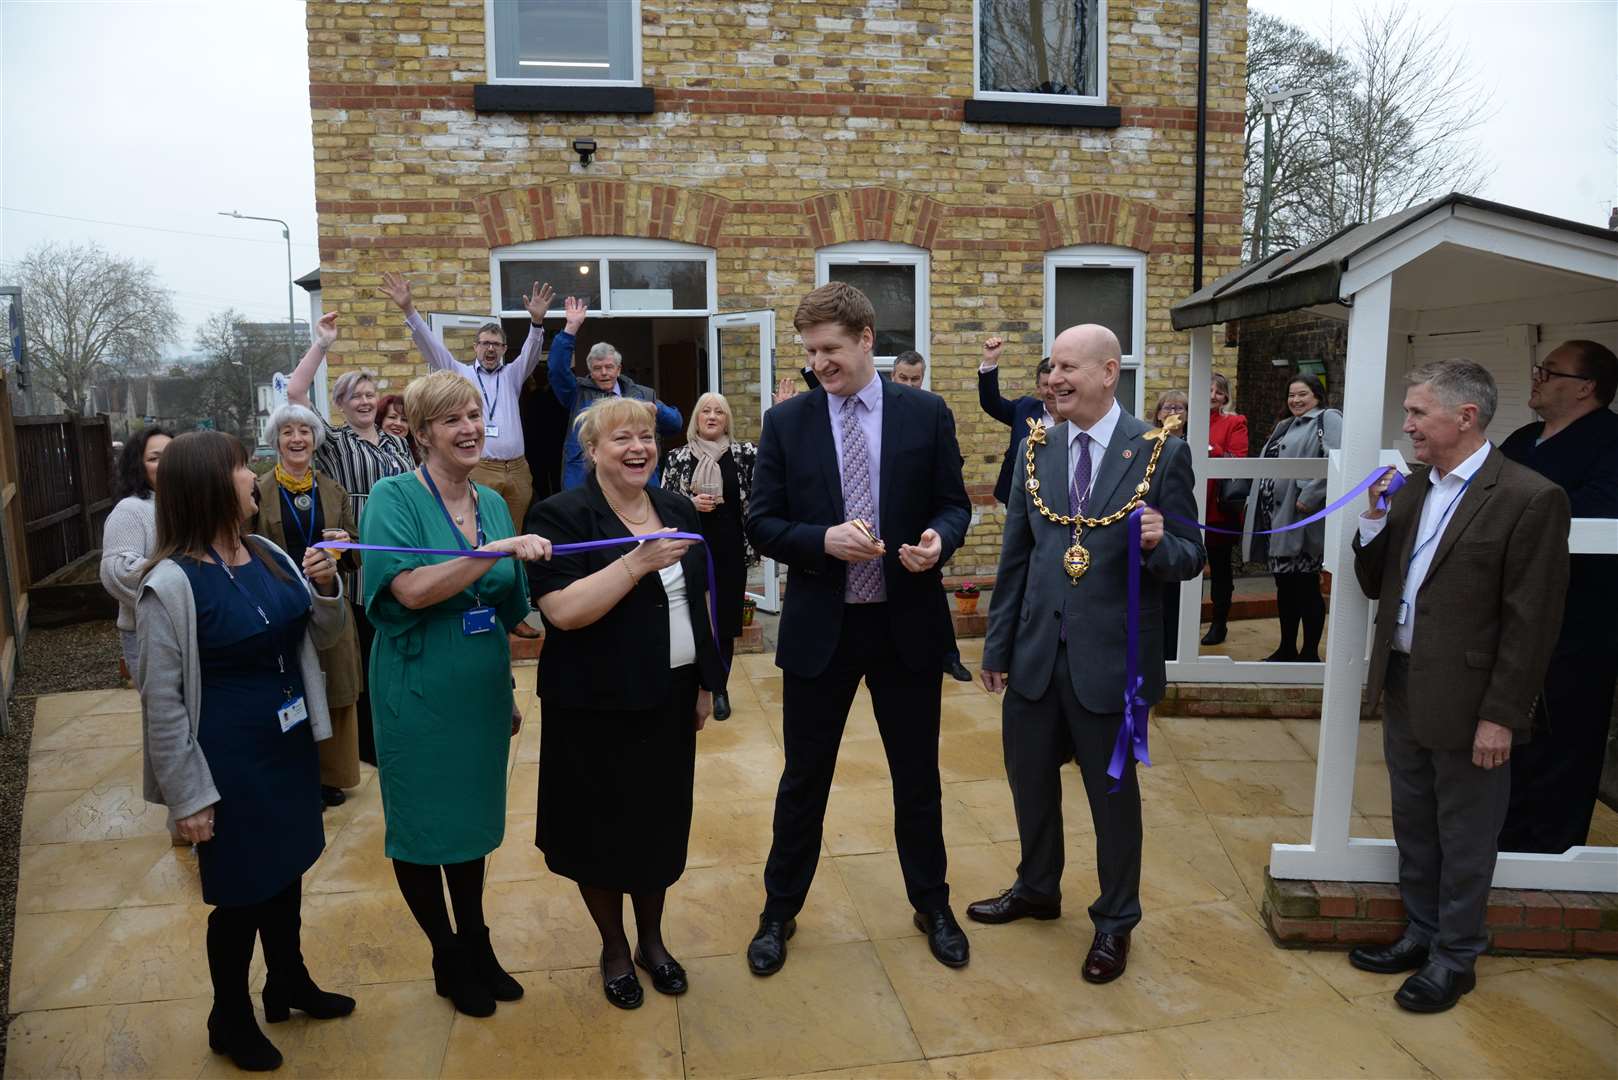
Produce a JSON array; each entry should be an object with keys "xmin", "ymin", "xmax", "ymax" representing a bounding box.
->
[
  {"xmin": 978, "ymin": 336, "xmax": 1056, "ymax": 505},
  {"xmin": 745, "ymin": 283, "xmax": 973, "ymax": 975}
]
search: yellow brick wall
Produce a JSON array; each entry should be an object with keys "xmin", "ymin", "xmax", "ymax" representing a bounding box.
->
[{"xmin": 306, "ymin": 0, "xmax": 1247, "ymax": 577}]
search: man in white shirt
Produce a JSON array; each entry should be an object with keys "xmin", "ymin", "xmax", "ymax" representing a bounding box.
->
[
  {"xmin": 1349, "ymin": 358, "xmax": 1569, "ymax": 1014},
  {"xmin": 380, "ymin": 270, "xmax": 553, "ymax": 530}
]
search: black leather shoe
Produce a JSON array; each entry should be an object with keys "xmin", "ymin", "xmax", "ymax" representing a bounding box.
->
[
  {"xmin": 1394, "ymin": 962, "xmax": 1476, "ymax": 1013},
  {"xmin": 1200, "ymin": 623, "xmax": 1227, "ymax": 646},
  {"xmin": 208, "ymin": 1006, "xmax": 283, "ymax": 1072},
  {"xmin": 1349, "ymin": 937, "xmax": 1429, "ymax": 975},
  {"xmin": 946, "ymin": 658, "xmax": 973, "ymax": 682},
  {"xmin": 462, "ymin": 927, "xmax": 523, "ymax": 1002},
  {"xmin": 320, "ymin": 785, "xmax": 345, "ymax": 808},
  {"xmin": 747, "ymin": 916, "xmax": 796, "ymax": 976},
  {"xmin": 966, "ymin": 888, "xmax": 1061, "ymax": 924},
  {"xmin": 600, "ymin": 952, "xmax": 644, "ymax": 1010},
  {"xmin": 913, "ymin": 909, "xmax": 970, "ymax": 968},
  {"xmin": 634, "ymin": 949, "xmax": 689, "ymax": 995},
  {"xmin": 1081, "ymin": 931, "xmax": 1130, "ymax": 984},
  {"xmin": 713, "ymin": 691, "xmax": 732, "ymax": 722}
]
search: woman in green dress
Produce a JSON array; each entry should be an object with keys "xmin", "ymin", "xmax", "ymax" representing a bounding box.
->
[{"xmin": 361, "ymin": 370, "xmax": 553, "ymax": 1018}]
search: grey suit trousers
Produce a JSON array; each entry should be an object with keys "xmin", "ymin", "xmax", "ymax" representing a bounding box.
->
[
  {"xmin": 1383, "ymin": 653, "xmax": 1510, "ymax": 972},
  {"xmin": 1004, "ymin": 643, "xmax": 1142, "ymax": 934}
]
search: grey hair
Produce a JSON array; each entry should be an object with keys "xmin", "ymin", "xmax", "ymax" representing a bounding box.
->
[
  {"xmin": 266, "ymin": 402, "xmax": 328, "ymax": 452},
  {"xmin": 1211, "ymin": 372, "xmax": 1232, "ymax": 414},
  {"xmin": 585, "ymin": 342, "xmax": 622, "ymax": 367},
  {"xmin": 331, "ymin": 369, "xmax": 379, "ymax": 408},
  {"xmin": 1407, "ymin": 357, "xmax": 1498, "ymax": 430}
]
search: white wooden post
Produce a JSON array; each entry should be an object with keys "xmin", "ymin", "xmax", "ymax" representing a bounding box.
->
[{"xmin": 1175, "ymin": 326, "xmax": 1215, "ymax": 666}]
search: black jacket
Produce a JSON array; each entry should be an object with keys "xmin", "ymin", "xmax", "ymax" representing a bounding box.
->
[
  {"xmin": 746, "ymin": 378, "xmax": 971, "ymax": 679},
  {"xmin": 978, "ymin": 367, "xmax": 1047, "ymax": 505},
  {"xmin": 524, "ymin": 474, "xmax": 727, "ymax": 709}
]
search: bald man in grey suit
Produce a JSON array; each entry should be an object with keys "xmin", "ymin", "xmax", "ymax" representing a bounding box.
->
[{"xmin": 972, "ymin": 325, "xmax": 1205, "ymax": 984}]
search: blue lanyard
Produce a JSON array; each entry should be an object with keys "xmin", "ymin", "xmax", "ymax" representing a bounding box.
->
[
  {"xmin": 280, "ymin": 486, "xmax": 317, "ymax": 552},
  {"xmin": 1403, "ymin": 473, "xmax": 1474, "ymax": 584},
  {"xmin": 420, "ymin": 467, "xmax": 484, "ymax": 549},
  {"xmin": 205, "ymin": 544, "xmax": 292, "ymax": 691},
  {"xmin": 474, "ymin": 366, "xmax": 500, "ymax": 424}
]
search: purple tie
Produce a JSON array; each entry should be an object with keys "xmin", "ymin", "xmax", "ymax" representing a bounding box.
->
[
  {"xmin": 840, "ymin": 396, "xmax": 884, "ymax": 603},
  {"xmin": 1061, "ymin": 432, "xmax": 1092, "ymax": 642}
]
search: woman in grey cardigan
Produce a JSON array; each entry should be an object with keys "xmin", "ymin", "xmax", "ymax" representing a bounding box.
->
[
  {"xmin": 137, "ymin": 431, "xmax": 355, "ymax": 1072},
  {"xmin": 1248, "ymin": 373, "xmax": 1342, "ymax": 662},
  {"xmin": 100, "ymin": 426, "xmax": 173, "ymax": 674}
]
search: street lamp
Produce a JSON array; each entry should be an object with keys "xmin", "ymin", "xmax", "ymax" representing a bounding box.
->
[
  {"xmin": 230, "ymin": 358, "xmax": 256, "ymax": 446},
  {"xmin": 1256, "ymin": 84, "xmax": 1309, "ymax": 261},
  {"xmin": 218, "ymin": 210, "xmax": 297, "ymax": 372}
]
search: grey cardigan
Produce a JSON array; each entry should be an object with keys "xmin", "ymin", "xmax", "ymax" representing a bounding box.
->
[
  {"xmin": 101, "ymin": 495, "xmax": 158, "ymax": 632},
  {"xmin": 1245, "ymin": 408, "xmax": 1343, "ymax": 562},
  {"xmin": 136, "ymin": 537, "xmax": 346, "ymax": 825}
]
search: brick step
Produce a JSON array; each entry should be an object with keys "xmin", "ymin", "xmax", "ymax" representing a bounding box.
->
[{"xmin": 1263, "ymin": 870, "xmax": 1618, "ymax": 957}]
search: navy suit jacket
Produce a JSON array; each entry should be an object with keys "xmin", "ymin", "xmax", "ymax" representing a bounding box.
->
[
  {"xmin": 979, "ymin": 367, "xmax": 1046, "ymax": 505},
  {"xmin": 746, "ymin": 379, "xmax": 972, "ymax": 679}
]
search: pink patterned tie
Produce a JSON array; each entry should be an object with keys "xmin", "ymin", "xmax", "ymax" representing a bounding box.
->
[
  {"xmin": 840, "ymin": 396, "xmax": 884, "ymax": 603},
  {"xmin": 1061, "ymin": 432, "xmax": 1092, "ymax": 642}
]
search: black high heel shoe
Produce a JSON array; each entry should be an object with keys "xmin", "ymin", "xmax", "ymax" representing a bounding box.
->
[{"xmin": 600, "ymin": 951, "xmax": 644, "ymax": 1010}]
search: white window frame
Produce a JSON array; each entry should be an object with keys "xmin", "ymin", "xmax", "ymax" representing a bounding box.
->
[
  {"xmin": 490, "ymin": 237, "xmax": 717, "ymax": 319},
  {"xmin": 483, "ymin": 0, "xmax": 644, "ymax": 87},
  {"xmin": 814, "ymin": 242, "xmax": 931, "ymax": 382},
  {"xmin": 1044, "ymin": 245, "xmax": 1144, "ymax": 417},
  {"xmin": 972, "ymin": 0, "xmax": 1108, "ymax": 106}
]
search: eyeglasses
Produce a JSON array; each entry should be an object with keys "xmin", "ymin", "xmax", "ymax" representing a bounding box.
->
[
  {"xmin": 1531, "ymin": 363, "xmax": 1590, "ymax": 383},
  {"xmin": 1158, "ymin": 403, "xmax": 1188, "ymax": 413}
]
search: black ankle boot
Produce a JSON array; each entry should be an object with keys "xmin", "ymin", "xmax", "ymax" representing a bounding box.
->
[
  {"xmin": 207, "ymin": 1004, "xmax": 282, "ymax": 1072},
  {"xmin": 461, "ymin": 927, "xmax": 523, "ymax": 1002},
  {"xmin": 1200, "ymin": 621, "xmax": 1227, "ymax": 646},
  {"xmin": 262, "ymin": 969, "xmax": 356, "ymax": 1023},
  {"xmin": 432, "ymin": 944, "xmax": 496, "ymax": 1017}
]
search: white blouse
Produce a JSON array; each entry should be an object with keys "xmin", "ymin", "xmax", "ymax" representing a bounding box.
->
[{"xmin": 658, "ymin": 562, "xmax": 697, "ymax": 669}]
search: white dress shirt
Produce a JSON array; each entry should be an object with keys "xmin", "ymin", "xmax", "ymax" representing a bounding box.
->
[
  {"xmin": 825, "ymin": 372, "xmax": 885, "ymax": 522},
  {"xmin": 1065, "ymin": 399, "xmax": 1123, "ymax": 508},
  {"xmin": 1358, "ymin": 440, "xmax": 1492, "ymax": 654}
]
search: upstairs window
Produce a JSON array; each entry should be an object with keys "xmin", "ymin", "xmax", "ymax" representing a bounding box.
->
[
  {"xmin": 975, "ymin": 0, "xmax": 1107, "ymax": 104},
  {"xmin": 486, "ymin": 0, "xmax": 642, "ymax": 86}
]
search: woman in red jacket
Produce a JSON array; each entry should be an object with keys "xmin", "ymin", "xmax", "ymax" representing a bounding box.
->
[{"xmin": 1203, "ymin": 373, "xmax": 1249, "ymax": 645}]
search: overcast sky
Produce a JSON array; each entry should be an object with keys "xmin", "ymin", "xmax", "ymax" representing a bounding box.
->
[{"xmin": 2, "ymin": 0, "xmax": 1613, "ymax": 358}]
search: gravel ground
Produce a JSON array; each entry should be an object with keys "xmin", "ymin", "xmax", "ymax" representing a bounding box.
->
[{"xmin": 0, "ymin": 619, "xmax": 124, "ymax": 1073}]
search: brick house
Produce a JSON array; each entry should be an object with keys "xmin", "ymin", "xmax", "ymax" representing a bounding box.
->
[{"xmin": 305, "ymin": 0, "xmax": 1247, "ymax": 581}]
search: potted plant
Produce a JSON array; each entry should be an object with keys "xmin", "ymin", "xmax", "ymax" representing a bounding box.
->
[
  {"xmin": 953, "ymin": 581, "xmax": 980, "ymax": 615},
  {"xmin": 741, "ymin": 596, "xmax": 757, "ymax": 627}
]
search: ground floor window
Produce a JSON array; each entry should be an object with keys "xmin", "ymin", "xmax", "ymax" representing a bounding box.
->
[
  {"xmin": 815, "ymin": 242, "xmax": 931, "ymax": 377},
  {"xmin": 1044, "ymin": 245, "xmax": 1145, "ymax": 416}
]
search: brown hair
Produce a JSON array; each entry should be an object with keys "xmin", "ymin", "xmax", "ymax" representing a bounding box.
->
[
  {"xmin": 143, "ymin": 431, "xmax": 287, "ymax": 579},
  {"xmin": 793, "ymin": 281, "xmax": 876, "ymax": 338}
]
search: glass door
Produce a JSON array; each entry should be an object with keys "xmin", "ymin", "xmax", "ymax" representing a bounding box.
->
[{"xmin": 707, "ymin": 310, "xmax": 779, "ymax": 612}]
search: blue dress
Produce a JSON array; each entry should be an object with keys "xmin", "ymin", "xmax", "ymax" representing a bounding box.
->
[{"xmin": 178, "ymin": 552, "xmax": 325, "ymax": 907}]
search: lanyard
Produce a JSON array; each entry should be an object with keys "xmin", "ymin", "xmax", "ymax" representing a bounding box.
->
[
  {"xmin": 205, "ymin": 544, "xmax": 292, "ymax": 690},
  {"xmin": 420, "ymin": 467, "xmax": 485, "ymax": 549},
  {"xmin": 1402, "ymin": 473, "xmax": 1474, "ymax": 586},
  {"xmin": 474, "ymin": 366, "xmax": 500, "ymax": 424},
  {"xmin": 280, "ymin": 486, "xmax": 317, "ymax": 552}
]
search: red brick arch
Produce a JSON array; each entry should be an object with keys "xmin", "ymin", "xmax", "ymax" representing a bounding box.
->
[
  {"xmin": 802, "ymin": 188, "xmax": 945, "ymax": 249},
  {"xmin": 1034, "ymin": 193, "xmax": 1160, "ymax": 252},
  {"xmin": 473, "ymin": 182, "xmax": 732, "ymax": 248}
]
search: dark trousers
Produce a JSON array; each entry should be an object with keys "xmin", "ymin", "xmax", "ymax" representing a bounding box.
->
[
  {"xmin": 354, "ymin": 602, "xmax": 378, "ymax": 766},
  {"xmin": 1499, "ymin": 650, "xmax": 1618, "ymax": 853},
  {"xmin": 1273, "ymin": 571, "xmax": 1324, "ymax": 658},
  {"xmin": 1003, "ymin": 643, "xmax": 1142, "ymax": 934},
  {"xmin": 1207, "ymin": 544, "xmax": 1235, "ymax": 624},
  {"xmin": 763, "ymin": 604, "xmax": 948, "ymax": 919},
  {"xmin": 206, "ymin": 878, "xmax": 306, "ymax": 1013},
  {"xmin": 1383, "ymin": 654, "xmax": 1510, "ymax": 973}
]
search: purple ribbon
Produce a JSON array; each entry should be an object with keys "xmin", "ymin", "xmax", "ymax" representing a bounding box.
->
[
  {"xmin": 313, "ymin": 531, "xmax": 727, "ymax": 666},
  {"xmin": 1107, "ymin": 465, "xmax": 1405, "ymax": 785}
]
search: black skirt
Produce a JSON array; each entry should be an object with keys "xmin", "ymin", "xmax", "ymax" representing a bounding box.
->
[{"xmin": 535, "ymin": 665, "xmax": 698, "ymax": 892}]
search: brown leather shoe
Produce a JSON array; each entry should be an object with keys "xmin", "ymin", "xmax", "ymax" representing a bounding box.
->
[
  {"xmin": 965, "ymin": 888, "xmax": 1061, "ymax": 925},
  {"xmin": 1081, "ymin": 931, "xmax": 1130, "ymax": 984}
]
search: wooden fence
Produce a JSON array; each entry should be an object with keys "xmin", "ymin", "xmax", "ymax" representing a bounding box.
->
[
  {"xmin": 16, "ymin": 413, "xmax": 115, "ymax": 588},
  {"xmin": 0, "ymin": 374, "xmax": 28, "ymax": 715}
]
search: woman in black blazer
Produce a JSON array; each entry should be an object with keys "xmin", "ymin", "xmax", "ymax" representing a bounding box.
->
[{"xmin": 524, "ymin": 397, "xmax": 726, "ymax": 1011}]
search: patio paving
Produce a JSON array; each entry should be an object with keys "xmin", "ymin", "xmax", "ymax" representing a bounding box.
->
[{"xmin": 8, "ymin": 638, "xmax": 1616, "ymax": 1078}]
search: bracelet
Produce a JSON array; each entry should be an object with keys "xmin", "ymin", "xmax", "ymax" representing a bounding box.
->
[{"xmin": 619, "ymin": 553, "xmax": 638, "ymax": 584}]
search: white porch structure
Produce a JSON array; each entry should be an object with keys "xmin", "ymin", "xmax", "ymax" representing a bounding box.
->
[{"xmin": 1170, "ymin": 194, "xmax": 1618, "ymax": 892}]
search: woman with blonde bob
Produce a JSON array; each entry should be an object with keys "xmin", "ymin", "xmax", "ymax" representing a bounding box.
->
[
  {"xmin": 662, "ymin": 391, "xmax": 758, "ymax": 720},
  {"xmin": 361, "ymin": 370, "xmax": 553, "ymax": 1018},
  {"xmin": 525, "ymin": 396, "xmax": 726, "ymax": 1010}
]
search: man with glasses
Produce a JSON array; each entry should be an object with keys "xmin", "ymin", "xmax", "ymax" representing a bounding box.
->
[
  {"xmin": 381, "ymin": 270, "xmax": 553, "ymax": 533},
  {"xmin": 1497, "ymin": 340, "xmax": 1618, "ymax": 854}
]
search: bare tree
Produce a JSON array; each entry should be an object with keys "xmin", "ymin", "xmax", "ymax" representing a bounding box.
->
[
  {"xmin": 1245, "ymin": 5, "xmax": 1494, "ymax": 259},
  {"xmin": 6, "ymin": 242, "xmax": 179, "ymax": 413}
]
